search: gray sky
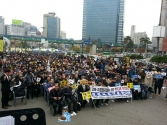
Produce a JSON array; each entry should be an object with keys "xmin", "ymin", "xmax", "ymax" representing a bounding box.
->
[{"xmin": 0, "ymin": 0, "xmax": 161, "ymax": 40}]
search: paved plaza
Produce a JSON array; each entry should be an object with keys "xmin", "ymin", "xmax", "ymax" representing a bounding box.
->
[{"xmin": 0, "ymin": 89, "xmax": 167, "ymax": 125}]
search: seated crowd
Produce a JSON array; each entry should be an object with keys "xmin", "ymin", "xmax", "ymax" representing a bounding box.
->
[{"xmin": 0, "ymin": 52, "xmax": 166, "ymax": 116}]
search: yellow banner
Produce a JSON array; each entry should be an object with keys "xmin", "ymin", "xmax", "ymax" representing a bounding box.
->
[
  {"xmin": 127, "ymin": 83, "xmax": 133, "ymax": 89},
  {"xmin": 60, "ymin": 80, "xmax": 67, "ymax": 87},
  {"xmin": 0, "ymin": 40, "xmax": 3, "ymax": 52},
  {"xmin": 82, "ymin": 91, "xmax": 92, "ymax": 100}
]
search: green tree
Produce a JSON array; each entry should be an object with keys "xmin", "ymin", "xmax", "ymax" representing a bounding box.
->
[
  {"xmin": 140, "ymin": 37, "xmax": 151, "ymax": 47},
  {"xmin": 21, "ymin": 41, "xmax": 29, "ymax": 49},
  {"xmin": 123, "ymin": 36, "xmax": 134, "ymax": 52}
]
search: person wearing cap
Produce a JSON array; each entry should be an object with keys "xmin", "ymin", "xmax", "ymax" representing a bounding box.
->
[{"xmin": 1, "ymin": 69, "xmax": 11, "ymax": 109}]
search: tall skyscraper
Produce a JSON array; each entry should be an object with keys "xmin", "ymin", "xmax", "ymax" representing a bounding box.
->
[
  {"xmin": 130, "ymin": 25, "xmax": 136, "ymax": 42},
  {"xmin": 82, "ymin": 0, "xmax": 124, "ymax": 43},
  {"xmin": 0, "ymin": 16, "xmax": 5, "ymax": 35},
  {"xmin": 43, "ymin": 12, "xmax": 60, "ymax": 38}
]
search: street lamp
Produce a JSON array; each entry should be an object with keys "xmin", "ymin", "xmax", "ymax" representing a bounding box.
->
[{"xmin": 110, "ymin": 43, "xmax": 114, "ymax": 56}]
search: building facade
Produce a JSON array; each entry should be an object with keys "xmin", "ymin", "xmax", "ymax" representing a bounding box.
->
[
  {"xmin": 0, "ymin": 16, "xmax": 5, "ymax": 35},
  {"xmin": 134, "ymin": 32, "xmax": 147, "ymax": 45},
  {"xmin": 60, "ymin": 31, "xmax": 66, "ymax": 39},
  {"xmin": 7, "ymin": 24, "xmax": 25, "ymax": 36},
  {"xmin": 43, "ymin": 12, "xmax": 60, "ymax": 38},
  {"xmin": 130, "ymin": 25, "xmax": 136, "ymax": 42},
  {"xmin": 82, "ymin": 0, "xmax": 124, "ymax": 43}
]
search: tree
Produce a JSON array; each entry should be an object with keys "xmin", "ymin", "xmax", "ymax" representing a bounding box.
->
[
  {"xmin": 140, "ymin": 37, "xmax": 151, "ymax": 47},
  {"xmin": 123, "ymin": 36, "xmax": 134, "ymax": 52},
  {"xmin": 140, "ymin": 37, "xmax": 151, "ymax": 54},
  {"xmin": 83, "ymin": 45, "xmax": 90, "ymax": 52}
]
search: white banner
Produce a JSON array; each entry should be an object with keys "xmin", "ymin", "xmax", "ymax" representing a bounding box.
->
[{"xmin": 90, "ymin": 86, "xmax": 132, "ymax": 99}]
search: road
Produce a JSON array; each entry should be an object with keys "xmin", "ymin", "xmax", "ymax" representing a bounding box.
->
[{"xmin": 0, "ymin": 88, "xmax": 167, "ymax": 125}]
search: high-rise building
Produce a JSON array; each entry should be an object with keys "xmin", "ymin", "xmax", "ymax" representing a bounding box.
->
[
  {"xmin": 43, "ymin": 12, "xmax": 60, "ymax": 38},
  {"xmin": 82, "ymin": 0, "xmax": 124, "ymax": 43},
  {"xmin": 0, "ymin": 16, "xmax": 5, "ymax": 35},
  {"xmin": 60, "ymin": 31, "xmax": 66, "ymax": 39},
  {"xmin": 156, "ymin": 0, "xmax": 167, "ymax": 52},
  {"xmin": 133, "ymin": 32, "xmax": 147, "ymax": 45},
  {"xmin": 130, "ymin": 25, "xmax": 136, "ymax": 42}
]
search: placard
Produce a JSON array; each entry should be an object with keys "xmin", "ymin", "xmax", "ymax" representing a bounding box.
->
[
  {"xmin": 127, "ymin": 83, "xmax": 133, "ymax": 89},
  {"xmin": 82, "ymin": 91, "xmax": 92, "ymax": 100}
]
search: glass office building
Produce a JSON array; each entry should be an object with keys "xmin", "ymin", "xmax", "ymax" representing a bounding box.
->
[
  {"xmin": 82, "ymin": 0, "xmax": 124, "ymax": 43},
  {"xmin": 47, "ymin": 17, "xmax": 60, "ymax": 38}
]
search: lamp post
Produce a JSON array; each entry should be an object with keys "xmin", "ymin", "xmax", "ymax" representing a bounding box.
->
[{"xmin": 110, "ymin": 43, "xmax": 114, "ymax": 56}]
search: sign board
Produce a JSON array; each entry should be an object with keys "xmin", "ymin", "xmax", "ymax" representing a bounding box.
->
[
  {"xmin": 154, "ymin": 74, "xmax": 163, "ymax": 79},
  {"xmin": 82, "ymin": 91, "xmax": 92, "ymax": 100},
  {"xmin": 12, "ymin": 19, "xmax": 23, "ymax": 26},
  {"xmin": 127, "ymin": 83, "xmax": 133, "ymax": 89},
  {"xmin": 29, "ymin": 26, "xmax": 37, "ymax": 32},
  {"xmin": 133, "ymin": 85, "xmax": 141, "ymax": 91},
  {"xmin": 114, "ymin": 58, "xmax": 119, "ymax": 62},
  {"xmin": 0, "ymin": 37, "xmax": 3, "ymax": 52},
  {"xmin": 90, "ymin": 86, "xmax": 132, "ymax": 99},
  {"xmin": 153, "ymin": 26, "xmax": 165, "ymax": 38}
]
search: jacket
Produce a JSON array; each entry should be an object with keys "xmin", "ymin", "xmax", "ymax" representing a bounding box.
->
[
  {"xmin": 1, "ymin": 74, "xmax": 11, "ymax": 91},
  {"xmin": 77, "ymin": 84, "xmax": 90, "ymax": 96},
  {"xmin": 49, "ymin": 88, "xmax": 64, "ymax": 102},
  {"xmin": 63, "ymin": 87, "xmax": 72, "ymax": 98}
]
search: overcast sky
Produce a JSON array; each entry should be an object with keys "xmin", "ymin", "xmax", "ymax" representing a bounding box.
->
[{"xmin": 0, "ymin": 0, "xmax": 161, "ymax": 40}]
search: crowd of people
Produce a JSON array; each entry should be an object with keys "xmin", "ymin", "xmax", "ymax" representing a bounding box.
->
[{"xmin": 0, "ymin": 52, "xmax": 167, "ymax": 116}]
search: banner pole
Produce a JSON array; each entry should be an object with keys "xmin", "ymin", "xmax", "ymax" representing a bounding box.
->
[{"xmin": 92, "ymin": 99, "xmax": 96, "ymax": 108}]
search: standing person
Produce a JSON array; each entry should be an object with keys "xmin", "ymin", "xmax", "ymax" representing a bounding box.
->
[
  {"xmin": 154, "ymin": 72, "xmax": 163, "ymax": 96},
  {"xmin": 24, "ymin": 70, "xmax": 34, "ymax": 99},
  {"xmin": 1, "ymin": 69, "xmax": 11, "ymax": 109}
]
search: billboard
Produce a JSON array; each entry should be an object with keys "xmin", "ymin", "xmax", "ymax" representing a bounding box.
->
[
  {"xmin": 12, "ymin": 19, "xmax": 23, "ymax": 26},
  {"xmin": 0, "ymin": 37, "xmax": 3, "ymax": 52},
  {"xmin": 153, "ymin": 26, "xmax": 165, "ymax": 38},
  {"xmin": 29, "ymin": 26, "xmax": 37, "ymax": 32}
]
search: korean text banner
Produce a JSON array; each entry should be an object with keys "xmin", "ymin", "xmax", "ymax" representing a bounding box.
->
[{"xmin": 90, "ymin": 86, "xmax": 132, "ymax": 99}]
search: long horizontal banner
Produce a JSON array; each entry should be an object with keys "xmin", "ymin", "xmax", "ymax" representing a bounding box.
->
[{"xmin": 90, "ymin": 86, "xmax": 132, "ymax": 99}]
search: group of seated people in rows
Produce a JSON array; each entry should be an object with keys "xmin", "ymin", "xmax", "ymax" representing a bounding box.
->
[{"xmin": 43, "ymin": 76, "xmax": 153, "ymax": 116}]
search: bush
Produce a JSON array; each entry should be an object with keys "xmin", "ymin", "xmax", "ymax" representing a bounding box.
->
[
  {"xmin": 67, "ymin": 52, "xmax": 71, "ymax": 56},
  {"xmin": 125, "ymin": 54, "xmax": 143, "ymax": 59},
  {"xmin": 150, "ymin": 55, "xmax": 167, "ymax": 63}
]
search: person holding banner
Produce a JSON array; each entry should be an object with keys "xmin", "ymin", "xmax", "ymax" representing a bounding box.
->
[
  {"xmin": 63, "ymin": 82, "xmax": 78, "ymax": 114},
  {"xmin": 77, "ymin": 79, "xmax": 90, "ymax": 108},
  {"xmin": 132, "ymin": 78, "xmax": 142, "ymax": 100}
]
